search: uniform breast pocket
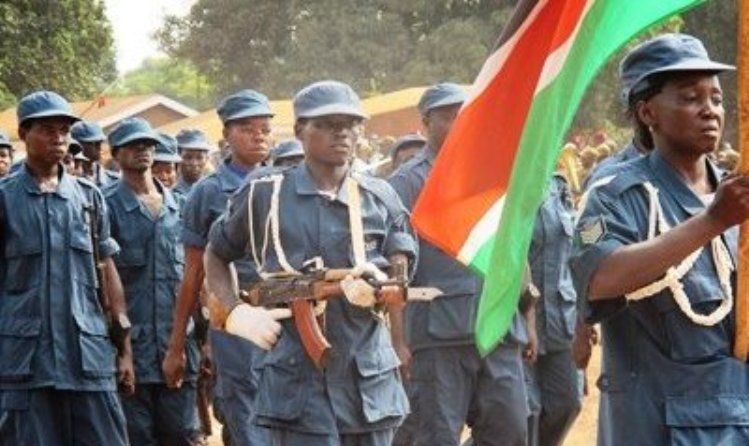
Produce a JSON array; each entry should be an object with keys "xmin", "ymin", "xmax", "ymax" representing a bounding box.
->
[
  {"xmin": 114, "ymin": 247, "xmax": 147, "ymax": 285},
  {"xmin": 0, "ymin": 318, "xmax": 41, "ymax": 382},
  {"xmin": 355, "ymin": 346, "xmax": 408, "ymax": 423},
  {"xmin": 4, "ymin": 239, "xmax": 43, "ymax": 292},
  {"xmin": 69, "ymin": 231, "xmax": 95, "ymax": 286}
]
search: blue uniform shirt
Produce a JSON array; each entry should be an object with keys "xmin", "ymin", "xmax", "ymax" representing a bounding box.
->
[
  {"xmin": 571, "ymin": 151, "xmax": 749, "ymax": 445},
  {"xmin": 209, "ymin": 164, "xmax": 416, "ymax": 434},
  {"xmin": 0, "ymin": 165, "xmax": 119, "ymax": 391},
  {"xmin": 388, "ymin": 148, "xmax": 527, "ymax": 351},
  {"xmin": 529, "ymin": 175, "xmax": 577, "ymax": 354},
  {"xmin": 173, "ymin": 177, "xmax": 193, "ymax": 198},
  {"xmin": 585, "ymin": 140, "xmax": 643, "ymax": 188},
  {"xmin": 105, "ymin": 180, "xmax": 199, "ymax": 384}
]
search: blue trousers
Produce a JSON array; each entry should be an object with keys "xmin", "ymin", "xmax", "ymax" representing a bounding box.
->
[
  {"xmin": 120, "ymin": 382, "xmax": 203, "ymax": 446},
  {"xmin": 525, "ymin": 348, "xmax": 582, "ymax": 446},
  {"xmin": 401, "ymin": 343, "xmax": 528, "ymax": 446},
  {"xmin": 0, "ymin": 388, "xmax": 127, "ymax": 446},
  {"xmin": 268, "ymin": 427, "xmax": 395, "ymax": 446}
]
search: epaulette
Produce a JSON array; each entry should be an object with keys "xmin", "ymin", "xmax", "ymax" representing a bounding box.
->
[
  {"xmin": 590, "ymin": 157, "xmax": 650, "ymax": 199},
  {"xmin": 351, "ymin": 170, "xmax": 404, "ymax": 216}
]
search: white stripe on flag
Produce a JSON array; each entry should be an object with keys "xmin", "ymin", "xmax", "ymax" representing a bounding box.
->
[{"xmin": 457, "ymin": 195, "xmax": 506, "ymax": 265}]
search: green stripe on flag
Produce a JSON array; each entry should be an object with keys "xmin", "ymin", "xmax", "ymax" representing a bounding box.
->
[{"xmin": 475, "ymin": 0, "xmax": 707, "ymax": 355}]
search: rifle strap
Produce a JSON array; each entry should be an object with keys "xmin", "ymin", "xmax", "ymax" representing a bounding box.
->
[{"xmin": 345, "ymin": 175, "xmax": 367, "ymax": 267}]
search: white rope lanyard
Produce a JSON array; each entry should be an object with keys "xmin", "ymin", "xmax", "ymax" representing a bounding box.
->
[
  {"xmin": 248, "ymin": 174, "xmax": 300, "ymax": 277},
  {"xmin": 625, "ymin": 182, "xmax": 734, "ymax": 327}
]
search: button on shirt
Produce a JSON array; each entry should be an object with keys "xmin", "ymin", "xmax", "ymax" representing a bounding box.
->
[
  {"xmin": 209, "ymin": 165, "xmax": 416, "ymax": 434},
  {"xmin": 0, "ymin": 165, "xmax": 119, "ymax": 391},
  {"xmin": 106, "ymin": 180, "xmax": 198, "ymax": 384}
]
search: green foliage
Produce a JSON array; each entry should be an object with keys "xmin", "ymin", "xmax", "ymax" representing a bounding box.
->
[
  {"xmin": 158, "ymin": 1, "xmax": 738, "ymax": 145},
  {"xmin": 110, "ymin": 58, "xmax": 216, "ymax": 110},
  {"xmin": 157, "ymin": 0, "xmax": 518, "ymax": 100},
  {"xmin": 0, "ymin": 0, "xmax": 117, "ymax": 102}
]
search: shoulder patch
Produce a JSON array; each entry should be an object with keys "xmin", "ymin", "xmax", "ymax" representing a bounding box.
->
[{"xmin": 579, "ymin": 216, "xmax": 607, "ymax": 245}]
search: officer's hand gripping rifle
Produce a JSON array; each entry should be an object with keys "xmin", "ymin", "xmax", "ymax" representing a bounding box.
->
[{"xmin": 243, "ymin": 268, "xmax": 405, "ymax": 369}]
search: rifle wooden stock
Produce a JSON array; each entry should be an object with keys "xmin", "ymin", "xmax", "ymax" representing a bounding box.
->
[{"xmin": 245, "ymin": 273, "xmax": 405, "ymax": 369}]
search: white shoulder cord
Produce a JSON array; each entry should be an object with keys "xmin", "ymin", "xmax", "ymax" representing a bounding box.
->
[
  {"xmin": 625, "ymin": 181, "xmax": 733, "ymax": 327},
  {"xmin": 247, "ymin": 174, "xmax": 300, "ymax": 278}
]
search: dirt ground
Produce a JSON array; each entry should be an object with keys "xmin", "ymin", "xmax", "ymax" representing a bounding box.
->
[{"xmin": 206, "ymin": 347, "xmax": 602, "ymax": 445}]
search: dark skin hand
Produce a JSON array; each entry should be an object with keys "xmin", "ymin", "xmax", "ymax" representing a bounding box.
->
[
  {"xmin": 162, "ymin": 247, "xmax": 205, "ymax": 388},
  {"xmin": 104, "ymin": 258, "xmax": 135, "ymax": 395}
]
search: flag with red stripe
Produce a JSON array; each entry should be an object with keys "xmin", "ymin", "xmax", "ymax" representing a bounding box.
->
[{"xmin": 411, "ymin": 0, "xmax": 707, "ymax": 354}]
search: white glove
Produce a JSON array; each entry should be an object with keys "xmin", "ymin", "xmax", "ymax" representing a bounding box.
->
[
  {"xmin": 351, "ymin": 262, "xmax": 388, "ymax": 282},
  {"xmin": 341, "ymin": 275, "xmax": 378, "ymax": 308},
  {"xmin": 224, "ymin": 303, "xmax": 292, "ymax": 350}
]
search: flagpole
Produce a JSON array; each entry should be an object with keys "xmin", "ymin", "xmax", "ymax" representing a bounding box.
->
[{"xmin": 734, "ymin": 0, "xmax": 749, "ymax": 361}]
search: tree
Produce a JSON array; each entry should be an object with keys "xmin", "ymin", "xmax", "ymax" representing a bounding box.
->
[
  {"xmin": 0, "ymin": 0, "xmax": 117, "ymax": 103},
  {"xmin": 111, "ymin": 58, "xmax": 216, "ymax": 110}
]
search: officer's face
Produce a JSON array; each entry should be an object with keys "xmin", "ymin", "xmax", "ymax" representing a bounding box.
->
[
  {"xmin": 81, "ymin": 141, "xmax": 103, "ymax": 162},
  {"xmin": 392, "ymin": 144, "xmax": 424, "ymax": 170},
  {"xmin": 152, "ymin": 161, "xmax": 178, "ymax": 188},
  {"xmin": 296, "ymin": 114, "xmax": 363, "ymax": 167},
  {"xmin": 638, "ymin": 72, "xmax": 724, "ymax": 156},
  {"xmin": 180, "ymin": 149, "xmax": 208, "ymax": 183},
  {"xmin": 423, "ymin": 104, "xmax": 461, "ymax": 153},
  {"xmin": 116, "ymin": 139, "xmax": 155, "ymax": 173},
  {"xmin": 0, "ymin": 148, "xmax": 12, "ymax": 177},
  {"xmin": 20, "ymin": 117, "xmax": 72, "ymax": 166},
  {"xmin": 224, "ymin": 117, "xmax": 272, "ymax": 167}
]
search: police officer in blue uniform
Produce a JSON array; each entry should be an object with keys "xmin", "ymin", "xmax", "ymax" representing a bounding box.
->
[
  {"xmin": 105, "ymin": 117, "xmax": 203, "ymax": 445},
  {"xmin": 71, "ymin": 120, "xmax": 120, "ymax": 187},
  {"xmin": 388, "ymin": 134, "xmax": 426, "ymax": 172},
  {"xmin": 0, "ymin": 91, "xmax": 132, "ymax": 445},
  {"xmin": 525, "ymin": 174, "xmax": 581, "ymax": 446},
  {"xmin": 388, "ymin": 82, "xmax": 528, "ymax": 446},
  {"xmin": 163, "ymin": 90, "xmax": 275, "ymax": 445},
  {"xmin": 271, "ymin": 139, "xmax": 305, "ymax": 167},
  {"xmin": 152, "ymin": 132, "xmax": 183, "ymax": 190},
  {"xmin": 205, "ymin": 80, "xmax": 415, "ymax": 446},
  {"xmin": 0, "ymin": 130, "xmax": 13, "ymax": 178},
  {"xmin": 571, "ymin": 34, "xmax": 749, "ymax": 445},
  {"xmin": 174, "ymin": 129, "xmax": 213, "ymax": 197}
]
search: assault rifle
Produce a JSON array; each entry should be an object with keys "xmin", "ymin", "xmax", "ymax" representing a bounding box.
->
[
  {"xmin": 243, "ymin": 268, "xmax": 406, "ymax": 369},
  {"xmin": 84, "ymin": 202, "xmax": 130, "ymax": 355}
]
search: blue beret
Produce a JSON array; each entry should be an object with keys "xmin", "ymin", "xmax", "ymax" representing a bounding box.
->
[
  {"xmin": 154, "ymin": 133, "xmax": 182, "ymax": 163},
  {"xmin": 17, "ymin": 90, "xmax": 79, "ymax": 125},
  {"xmin": 176, "ymin": 128, "xmax": 212, "ymax": 152},
  {"xmin": 620, "ymin": 33, "xmax": 734, "ymax": 104},
  {"xmin": 71, "ymin": 121, "xmax": 106, "ymax": 142},
  {"xmin": 293, "ymin": 80, "xmax": 367, "ymax": 120},
  {"xmin": 418, "ymin": 83, "xmax": 466, "ymax": 116},
  {"xmin": 217, "ymin": 90, "xmax": 274, "ymax": 124},
  {"xmin": 107, "ymin": 117, "xmax": 160, "ymax": 149},
  {"xmin": 272, "ymin": 139, "xmax": 305, "ymax": 162},
  {"xmin": 389, "ymin": 134, "xmax": 426, "ymax": 158},
  {"xmin": 0, "ymin": 130, "xmax": 11, "ymax": 149}
]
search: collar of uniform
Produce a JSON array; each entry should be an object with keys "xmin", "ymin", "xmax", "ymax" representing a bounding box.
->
[
  {"xmin": 648, "ymin": 150, "xmax": 721, "ymax": 216},
  {"xmin": 216, "ymin": 157, "xmax": 247, "ymax": 192},
  {"xmin": 19, "ymin": 163, "xmax": 76, "ymax": 199},
  {"xmin": 294, "ymin": 164, "xmax": 351, "ymax": 204},
  {"xmin": 115, "ymin": 178, "xmax": 178, "ymax": 213}
]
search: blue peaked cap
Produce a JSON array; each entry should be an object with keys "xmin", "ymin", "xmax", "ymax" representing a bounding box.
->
[
  {"xmin": 217, "ymin": 90, "xmax": 274, "ymax": 124},
  {"xmin": 17, "ymin": 90, "xmax": 79, "ymax": 125}
]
